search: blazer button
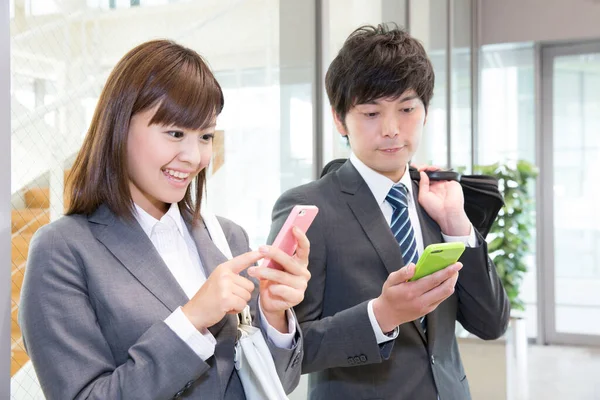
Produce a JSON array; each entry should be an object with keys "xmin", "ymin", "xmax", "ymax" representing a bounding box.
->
[
  {"xmin": 359, "ymin": 355, "xmax": 367, "ymax": 363},
  {"xmin": 430, "ymin": 355, "xmax": 436, "ymax": 365},
  {"xmin": 353, "ymin": 356, "xmax": 361, "ymax": 364},
  {"xmin": 184, "ymin": 381, "xmax": 193, "ymax": 389},
  {"xmin": 348, "ymin": 357, "xmax": 355, "ymax": 365},
  {"xmin": 173, "ymin": 389, "xmax": 184, "ymax": 399}
]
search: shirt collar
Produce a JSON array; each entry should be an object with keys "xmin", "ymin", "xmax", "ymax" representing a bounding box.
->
[
  {"xmin": 133, "ymin": 202, "xmax": 185, "ymax": 238},
  {"xmin": 349, "ymin": 152, "xmax": 414, "ymax": 206}
]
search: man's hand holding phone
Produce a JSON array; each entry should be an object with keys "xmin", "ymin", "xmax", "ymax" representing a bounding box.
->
[{"xmin": 372, "ymin": 262, "xmax": 462, "ymax": 334}]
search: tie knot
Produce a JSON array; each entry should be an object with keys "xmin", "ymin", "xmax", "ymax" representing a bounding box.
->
[{"xmin": 386, "ymin": 184, "xmax": 409, "ymax": 210}]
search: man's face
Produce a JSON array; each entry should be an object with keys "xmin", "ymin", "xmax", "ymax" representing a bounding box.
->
[{"xmin": 334, "ymin": 90, "xmax": 426, "ymax": 182}]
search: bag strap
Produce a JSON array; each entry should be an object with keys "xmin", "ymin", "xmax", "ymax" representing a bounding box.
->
[
  {"xmin": 201, "ymin": 210, "xmax": 252, "ymax": 326},
  {"xmin": 201, "ymin": 211, "xmax": 234, "ymax": 260}
]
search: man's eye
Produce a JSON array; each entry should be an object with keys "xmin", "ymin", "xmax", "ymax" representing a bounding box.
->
[
  {"xmin": 402, "ymin": 108, "xmax": 415, "ymax": 113},
  {"xmin": 364, "ymin": 112, "xmax": 379, "ymax": 117}
]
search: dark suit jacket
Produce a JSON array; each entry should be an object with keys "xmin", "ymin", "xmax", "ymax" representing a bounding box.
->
[
  {"xmin": 268, "ymin": 161, "xmax": 510, "ymax": 400},
  {"xmin": 19, "ymin": 204, "xmax": 302, "ymax": 400}
]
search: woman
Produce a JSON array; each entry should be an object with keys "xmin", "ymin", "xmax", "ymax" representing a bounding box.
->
[{"xmin": 19, "ymin": 40, "xmax": 310, "ymax": 400}]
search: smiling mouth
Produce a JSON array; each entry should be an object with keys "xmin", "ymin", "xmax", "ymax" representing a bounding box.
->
[{"xmin": 162, "ymin": 168, "xmax": 191, "ymax": 183}]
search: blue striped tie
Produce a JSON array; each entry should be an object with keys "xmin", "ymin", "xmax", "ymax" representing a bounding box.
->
[
  {"xmin": 386, "ymin": 184, "xmax": 419, "ymax": 267},
  {"xmin": 386, "ymin": 184, "xmax": 426, "ymax": 332}
]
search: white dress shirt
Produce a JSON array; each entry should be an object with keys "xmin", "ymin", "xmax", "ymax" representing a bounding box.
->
[
  {"xmin": 134, "ymin": 203, "xmax": 295, "ymax": 361},
  {"xmin": 349, "ymin": 153, "xmax": 477, "ymax": 344}
]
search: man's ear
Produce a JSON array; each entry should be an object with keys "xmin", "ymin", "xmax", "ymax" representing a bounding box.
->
[{"xmin": 332, "ymin": 107, "xmax": 349, "ymax": 137}]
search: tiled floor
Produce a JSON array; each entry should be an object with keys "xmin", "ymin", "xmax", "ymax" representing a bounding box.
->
[
  {"xmin": 527, "ymin": 344, "xmax": 600, "ymax": 400},
  {"xmin": 289, "ymin": 343, "xmax": 600, "ymax": 399}
]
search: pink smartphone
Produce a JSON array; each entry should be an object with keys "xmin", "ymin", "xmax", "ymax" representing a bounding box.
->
[{"xmin": 260, "ymin": 205, "xmax": 319, "ymax": 270}]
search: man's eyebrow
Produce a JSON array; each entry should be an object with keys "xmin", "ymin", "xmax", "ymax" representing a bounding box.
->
[{"xmin": 356, "ymin": 94, "xmax": 419, "ymax": 106}]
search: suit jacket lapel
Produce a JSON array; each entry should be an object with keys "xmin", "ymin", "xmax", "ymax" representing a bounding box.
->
[
  {"xmin": 88, "ymin": 204, "xmax": 189, "ymax": 313},
  {"xmin": 411, "ymin": 180, "xmax": 444, "ymax": 348},
  {"xmin": 187, "ymin": 216, "xmax": 236, "ymax": 399},
  {"xmin": 186, "ymin": 218, "xmax": 232, "ymax": 336},
  {"xmin": 337, "ymin": 161, "xmax": 406, "ymax": 276}
]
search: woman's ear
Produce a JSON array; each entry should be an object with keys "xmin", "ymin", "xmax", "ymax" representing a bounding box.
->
[{"xmin": 332, "ymin": 107, "xmax": 349, "ymax": 138}]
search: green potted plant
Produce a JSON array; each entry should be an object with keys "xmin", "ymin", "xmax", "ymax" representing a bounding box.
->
[{"xmin": 473, "ymin": 160, "xmax": 538, "ymax": 311}]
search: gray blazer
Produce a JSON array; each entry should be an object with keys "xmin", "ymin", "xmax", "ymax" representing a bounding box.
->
[
  {"xmin": 19, "ymin": 204, "xmax": 303, "ymax": 400},
  {"xmin": 268, "ymin": 161, "xmax": 510, "ymax": 400}
]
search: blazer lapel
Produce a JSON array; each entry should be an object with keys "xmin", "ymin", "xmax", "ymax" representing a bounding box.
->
[
  {"xmin": 187, "ymin": 216, "xmax": 237, "ymax": 399},
  {"xmin": 411, "ymin": 180, "xmax": 444, "ymax": 347},
  {"xmin": 337, "ymin": 161, "xmax": 406, "ymax": 276},
  {"xmin": 88, "ymin": 205, "xmax": 189, "ymax": 313}
]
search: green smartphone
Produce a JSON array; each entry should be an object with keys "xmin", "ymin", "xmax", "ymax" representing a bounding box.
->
[{"xmin": 409, "ymin": 242, "xmax": 466, "ymax": 282}]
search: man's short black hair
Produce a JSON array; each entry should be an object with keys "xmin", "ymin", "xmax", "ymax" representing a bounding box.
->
[{"xmin": 325, "ymin": 23, "xmax": 435, "ymax": 124}]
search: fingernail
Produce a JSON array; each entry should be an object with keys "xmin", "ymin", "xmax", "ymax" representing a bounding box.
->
[
  {"xmin": 259, "ymin": 245, "xmax": 269, "ymax": 254},
  {"xmin": 292, "ymin": 226, "xmax": 300, "ymax": 234},
  {"xmin": 248, "ymin": 267, "xmax": 257, "ymax": 276}
]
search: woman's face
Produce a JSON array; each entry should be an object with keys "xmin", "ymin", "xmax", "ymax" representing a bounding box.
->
[{"xmin": 126, "ymin": 107, "xmax": 215, "ymax": 220}]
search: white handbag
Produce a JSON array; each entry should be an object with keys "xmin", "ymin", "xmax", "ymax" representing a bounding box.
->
[{"xmin": 201, "ymin": 212, "xmax": 290, "ymax": 400}]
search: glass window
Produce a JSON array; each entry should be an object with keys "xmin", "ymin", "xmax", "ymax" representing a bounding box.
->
[
  {"xmin": 450, "ymin": 0, "xmax": 472, "ymax": 171},
  {"xmin": 410, "ymin": 0, "xmax": 448, "ymax": 167},
  {"xmin": 479, "ymin": 43, "xmax": 537, "ymax": 337},
  {"xmin": 27, "ymin": 0, "xmax": 60, "ymax": 16}
]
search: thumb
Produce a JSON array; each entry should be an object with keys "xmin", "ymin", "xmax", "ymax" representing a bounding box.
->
[
  {"xmin": 386, "ymin": 263, "xmax": 415, "ymax": 286},
  {"xmin": 226, "ymin": 251, "xmax": 263, "ymax": 274}
]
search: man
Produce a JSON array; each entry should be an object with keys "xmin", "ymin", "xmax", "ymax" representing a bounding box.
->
[{"xmin": 267, "ymin": 24, "xmax": 510, "ymax": 400}]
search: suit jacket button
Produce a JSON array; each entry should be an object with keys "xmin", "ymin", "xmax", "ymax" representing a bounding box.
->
[
  {"xmin": 359, "ymin": 355, "xmax": 367, "ymax": 363},
  {"xmin": 184, "ymin": 381, "xmax": 193, "ymax": 389},
  {"xmin": 348, "ymin": 357, "xmax": 355, "ymax": 365},
  {"xmin": 353, "ymin": 356, "xmax": 361, "ymax": 364},
  {"xmin": 430, "ymin": 355, "xmax": 436, "ymax": 365},
  {"xmin": 173, "ymin": 389, "xmax": 184, "ymax": 399}
]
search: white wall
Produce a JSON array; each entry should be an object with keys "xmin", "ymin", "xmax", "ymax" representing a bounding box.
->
[{"xmin": 481, "ymin": 0, "xmax": 600, "ymax": 45}]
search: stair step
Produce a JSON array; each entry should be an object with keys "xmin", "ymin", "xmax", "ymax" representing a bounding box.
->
[
  {"xmin": 12, "ymin": 233, "xmax": 33, "ymax": 266},
  {"xmin": 12, "ymin": 209, "xmax": 49, "ymax": 234},
  {"xmin": 11, "ymin": 304, "xmax": 19, "ymax": 324},
  {"xmin": 11, "ymin": 318, "xmax": 22, "ymax": 342},
  {"xmin": 11, "ymin": 348, "xmax": 29, "ymax": 377},
  {"xmin": 12, "ymin": 280, "xmax": 22, "ymax": 304},
  {"xmin": 24, "ymin": 187, "xmax": 71, "ymax": 210},
  {"xmin": 12, "ymin": 259, "xmax": 25, "ymax": 274},
  {"xmin": 24, "ymin": 188, "xmax": 50, "ymax": 208}
]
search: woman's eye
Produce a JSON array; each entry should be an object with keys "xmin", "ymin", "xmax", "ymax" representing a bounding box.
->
[
  {"xmin": 167, "ymin": 131, "xmax": 184, "ymax": 139},
  {"xmin": 200, "ymin": 133, "xmax": 215, "ymax": 142}
]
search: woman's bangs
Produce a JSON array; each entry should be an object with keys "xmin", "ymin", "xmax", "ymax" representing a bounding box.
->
[{"xmin": 149, "ymin": 61, "xmax": 224, "ymax": 131}]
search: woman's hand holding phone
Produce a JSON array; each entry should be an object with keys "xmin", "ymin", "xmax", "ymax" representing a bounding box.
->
[{"xmin": 248, "ymin": 227, "xmax": 311, "ymax": 332}]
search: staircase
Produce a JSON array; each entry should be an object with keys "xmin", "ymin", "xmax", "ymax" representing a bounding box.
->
[{"xmin": 11, "ymin": 187, "xmax": 54, "ymax": 377}]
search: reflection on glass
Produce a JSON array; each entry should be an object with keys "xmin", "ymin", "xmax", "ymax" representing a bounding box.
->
[
  {"xmin": 479, "ymin": 43, "xmax": 535, "ymax": 165},
  {"xmin": 553, "ymin": 51, "xmax": 600, "ymax": 335}
]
